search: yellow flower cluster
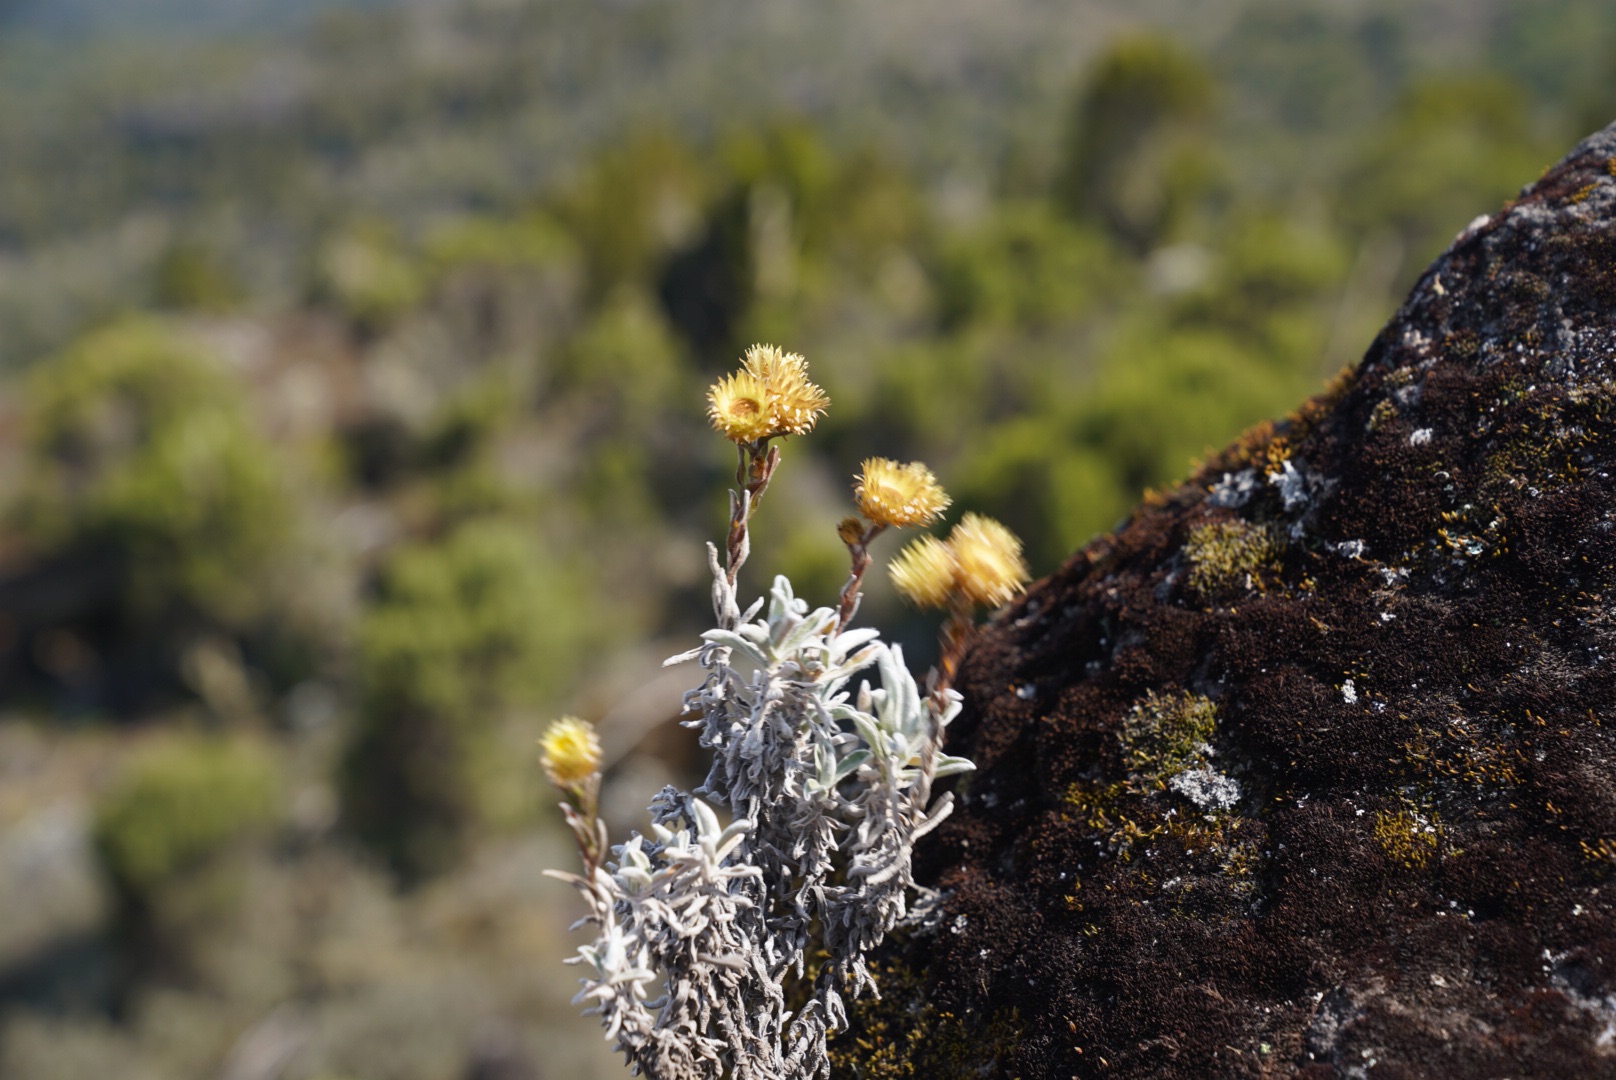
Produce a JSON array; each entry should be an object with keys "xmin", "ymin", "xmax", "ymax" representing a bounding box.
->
[
  {"xmin": 853, "ymin": 458, "xmax": 951, "ymax": 529},
  {"xmin": 888, "ymin": 513, "xmax": 1029, "ymax": 610},
  {"xmin": 707, "ymin": 345, "xmax": 829, "ymax": 443},
  {"xmin": 540, "ymin": 716, "xmax": 602, "ymax": 789},
  {"xmin": 887, "ymin": 534, "xmax": 957, "ymax": 608}
]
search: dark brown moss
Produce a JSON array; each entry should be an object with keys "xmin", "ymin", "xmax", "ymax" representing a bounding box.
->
[{"xmin": 872, "ymin": 122, "xmax": 1616, "ymax": 1077}]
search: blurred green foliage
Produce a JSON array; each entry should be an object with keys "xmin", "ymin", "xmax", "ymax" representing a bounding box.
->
[
  {"xmin": 340, "ymin": 519, "xmax": 608, "ymax": 879},
  {"xmin": 16, "ymin": 319, "xmax": 293, "ymax": 627},
  {"xmin": 936, "ymin": 205, "xmax": 1120, "ymax": 331},
  {"xmin": 1343, "ymin": 76, "xmax": 1552, "ymax": 272},
  {"xmin": 94, "ymin": 733, "xmax": 280, "ymax": 894},
  {"xmin": 314, "ymin": 221, "xmax": 430, "ymax": 332},
  {"xmin": 1054, "ymin": 35, "xmax": 1221, "ymax": 253}
]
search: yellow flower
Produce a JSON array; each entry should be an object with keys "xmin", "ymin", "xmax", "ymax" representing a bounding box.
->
[
  {"xmin": 742, "ymin": 343, "xmax": 829, "ymax": 436},
  {"xmin": 707, "ymin": 370, "xmax": 775, "ymax": 443},
  {"xmin": 949, "ymin": 513, "xmax": 1028, "ymax": 607},
  {"xmin": 854, "ymin": 458, "xmax": 950, "ymax": 528},
  {"xmin": 889, "ymin": 535, "xmax": 959, "ymax": 609},
  {"xmin": 540, "ymin": 716, "xmax": 602, "ymax": 789}
]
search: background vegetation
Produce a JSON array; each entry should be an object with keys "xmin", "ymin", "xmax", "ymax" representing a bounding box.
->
[{"xmin": 0, "ymin": 0, "xmax": 1612, "ymax": 1075}]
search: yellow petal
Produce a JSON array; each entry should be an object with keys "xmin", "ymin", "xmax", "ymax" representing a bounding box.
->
[
  {"xmin": 540, "ymin": 716, "xmax": 602, "ymax": 788},
  {"xmin": 889, "ymin": 535, "xmax": 959, "ymax": 609},
  {"xmin": 949, "ymin": 513, "xmax": 1028, "ymax": 607},
  {"xmin": 706, "ymin": 370, "xmax": 775, "ymax": 443},
  {"xmin": 854, "ymin": 457, "xmax": 950, "ymax": 528}
]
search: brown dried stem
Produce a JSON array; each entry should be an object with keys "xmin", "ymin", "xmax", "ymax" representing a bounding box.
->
[{"xmin": 836, "ymin": 521, "xmax": 888, "ymax": 632}]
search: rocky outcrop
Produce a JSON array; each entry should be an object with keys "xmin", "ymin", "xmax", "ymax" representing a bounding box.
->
[{"xmin": 862, "ymin": 124, "xmax": 1616, "ymax": 1077}]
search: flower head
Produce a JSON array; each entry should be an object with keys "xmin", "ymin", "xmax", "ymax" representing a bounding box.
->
[
  {"xmin": 706, "ymin": 345, "xmax": 829, "ymax": 442},
  {"xmin": 742, "ymin": 344, "xmax": 829, "ymax": 436},
  {"xmin": 949, "ymin": 513, "xmax": 1028, "ymax": 607},
  {"xmin": 540, "ymin": 716, "xmax": 603, "ymax": 789},
  {"xmin": 889, "ymin": 535, "xmax": 959, "ymax": 609},
  {"xmin": 854, "ymin": 458, "xmax": 950, "ymax": 528},
  {"xmin": 707, "ymin": 370, "xmax": 775, "ymax": 443}
]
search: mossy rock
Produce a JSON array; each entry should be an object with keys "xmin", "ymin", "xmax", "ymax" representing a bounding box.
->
[{"xmin": 871, "ymin": 123, "xmax": 1616, "ymax": 1077}]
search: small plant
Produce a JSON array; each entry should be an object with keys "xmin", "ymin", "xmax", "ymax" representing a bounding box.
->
[{"xmin": 542, "ymin": 345, "xmax": 1027, "ymax": 1079}]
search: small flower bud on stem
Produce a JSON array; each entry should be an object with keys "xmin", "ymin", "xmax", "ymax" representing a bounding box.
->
[{"xmin": 540, "ymin": 716, "xmax": 607, "ymax": 873}]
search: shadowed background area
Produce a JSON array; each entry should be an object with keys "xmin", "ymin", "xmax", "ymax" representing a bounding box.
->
[{"xmin": 0, "ymin": 0, "xmax": 1612, "ymax": 1076}]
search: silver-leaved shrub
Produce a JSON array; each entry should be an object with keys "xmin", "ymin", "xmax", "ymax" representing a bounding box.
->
[{"xmin": 544, "ymin": 345, "xmax": 1021, "ymax": 1079}]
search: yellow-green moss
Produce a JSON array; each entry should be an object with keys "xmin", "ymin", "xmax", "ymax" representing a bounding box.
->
[
  {"xmin": 1183, "ymin": 520, "xmax": 1278, "ymax": 602},
  {"xmin": 1164, "ymin": 814, "xmax": 1259, "ymax": 885},
  {"xmin": 1121, "ymin": 689, "xmax": 1218, "ymax": 780},
  {"xmin": 831, "ymin": 960, "xmax": 1021, "ymax": 1078},
  {"xmin": 1063, "ymin": 778, "xmax": 1162, "ymax": 861},
  {"xmin": 1402, "ymin": 718, "xmax": 1523, "ymax": 791},
  {"xmin": 1367, "ymin": 398, "xmax": 1398, "ymax": 433},
  {"xmin": 1568, "ymin": 181, "xmax": 1600, "ymax": 204},
  {"xmin": 1372, "ymin": 807, "xmax": 1441, "ymax": 869}
]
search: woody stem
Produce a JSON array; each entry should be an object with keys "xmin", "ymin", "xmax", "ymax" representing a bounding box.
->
[{"xmin": 836, "ymin": 523, "xmax": 887, "ymax": 632}]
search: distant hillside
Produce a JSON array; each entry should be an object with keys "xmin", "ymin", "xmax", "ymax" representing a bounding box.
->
[
  {"xmin": 0, "ymin": 0, "xmax": 409, "ymax": 37},
  {"xmin": 0, "ymin": 0, "xmax": 1610, "ymax": 370}
]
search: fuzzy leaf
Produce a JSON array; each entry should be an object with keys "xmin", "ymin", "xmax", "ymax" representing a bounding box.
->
[{"xmin": 834, "ymin": 749, "xmax": 872, "ymax": 782}]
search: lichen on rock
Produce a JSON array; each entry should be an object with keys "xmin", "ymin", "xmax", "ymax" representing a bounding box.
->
[{"xmin": 849, "ymin": 121, "xmax": 1616, "ymax": 1077}]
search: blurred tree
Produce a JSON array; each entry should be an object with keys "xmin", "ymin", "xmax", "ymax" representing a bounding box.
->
[
  {"xmin": 312, "ymin": 220, "xmax": 429, "ymax": 334},
  {"xmin": 15, "ymin": 319, "xmax": 293, "ymax": 632},
  {"xmin": 1342, "ymin": 75, "xmax": 1549, "ymax": 286},
  {"xmin": 151, "ymin": 239, "xmax": 245, "ymax": 313},
  {"xmin": 934, "ymin": 203, "xmax": 1119, "ymax": 331},
  {"xmin": 1219, "ymin": 3, "xmax": 1406, "ymax": 134},
  {"xmin": 94, "ymin": 731, "xmax": 281, "ymax": 986},
  {"xmin": 1053, "ymin": 35, "xmax": 1222, "ymax": 254},
  {"xmin": 96, "ymin": 733, "xmax": 281, "ymax": 897},
  {"xmin": 339, "ymin": 519, "xmax": 604, "ymax": 880},
  {"xmin": 551, "ymin": 129, "xmax": 707, "ymax": 305},
  {"xmin": 1487, "ymin": 0, "xmax": 1616, "ymax": 136}
]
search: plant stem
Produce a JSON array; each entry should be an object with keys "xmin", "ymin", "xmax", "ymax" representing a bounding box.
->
[
  {"xmin": 725, "ymin": 441, "xmax": 780, "ymax": 589},
  {"xmin": 934, "ymin": 602, "xmax": 975, "ymax": 699},
  {"xmin": 836, "ymin": 522, "xmax": 887, "ymax": 631}
]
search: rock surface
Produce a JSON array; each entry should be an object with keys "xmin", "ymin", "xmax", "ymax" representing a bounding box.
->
[{"xmin": 857, "ymin": 124, "xmax": 1616, "ymax": 1077}]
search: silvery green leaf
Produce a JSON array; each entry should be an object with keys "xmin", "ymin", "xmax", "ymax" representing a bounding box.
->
[
  {"xmin": 663, "ymin": 646, "xmax": 704, "ymax": 667},
  {"xmin": 717, "ymin": 817, "xmax": 752, "ymax": 848},
  {"xmin": 850, "ymin": 712, "xmax": 885, "ymax": 753},
  {"xmin": 614, "ymin": 867, "xmax": 654, "ymax": 892},
  {"xmin": 911, "ymin": 793, "xmax": 956, "ymax": 841},
  {"xmin": 767, "ymin": 575, "xmax": 801, "ymax": 626},
  {"xmin": 828, "ymin": 627, "xmax": 880, "ymax": 656},
  {"xmin": 714, "ymin": 830, "xmax": 749, "ymax": 862},
  {"xmin": 934, "ymin": 754, "xmax": 977, "ymax": 777},
  {"xmin": 933, "ymin": 691, "xmax": 963, "ymax": 727},
  {"xmin": 775, "ymin": 609, "xmax": 834, "ymax": 659},
  {"xmin": 828, "ymin": 702, "xmax": 864, "ymax": 724},
  {"xmin": 833, "ymin": 749, "xmax": 871, "ymax": 782},
  {"xmin": 812, "ymin": 743, "xmax": 836, "ymax": 789},
  {"xmin": 690, "ymin": 798, "xmax": 722, "ymax": 841},
  {"xmin": 700, "ymin": 629, "xmax": 768, "ymax": 666}
]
